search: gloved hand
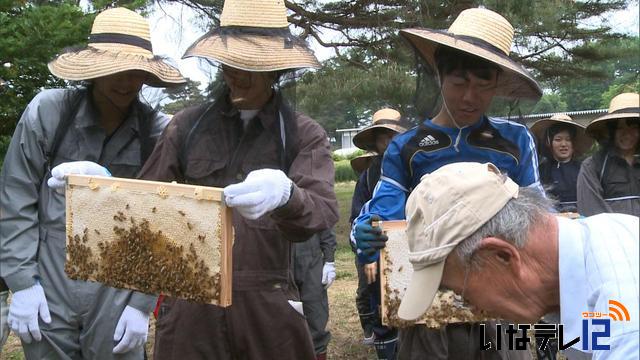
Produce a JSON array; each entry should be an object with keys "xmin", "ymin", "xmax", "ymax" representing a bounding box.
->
[
  {"xmin": 47, "ymin": 161, "xmax": 111, "ymax": 190},
  {"xmin": 354, "ymin": 215, "xmax": 388, "ymax": 262},
  {"xmin": 7, "ymin": 282, "xmax": 51, "ymax": 344},
  {"xmin": 224, "ymin": 169, "xmax": 292, "ymax": 220},
  {"xmin": 321, "ymin": 262, "xmax": 336, "ymax": 289},
  {"xmin": 113, "ymin": 305, "xmax": 149, "ymax": 354}
]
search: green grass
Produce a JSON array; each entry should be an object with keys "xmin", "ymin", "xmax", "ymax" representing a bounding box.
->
[{"xmin": 334, "ymin": 181, "xmax": 357, "ymax": 281}]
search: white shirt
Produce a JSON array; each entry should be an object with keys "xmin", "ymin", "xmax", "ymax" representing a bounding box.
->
[{"xmin": 556, "ymin": 214, "xmax": 639, "ymax": 360}]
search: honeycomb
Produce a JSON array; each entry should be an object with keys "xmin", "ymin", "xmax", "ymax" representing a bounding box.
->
[
  {"xmin": 65, "ymin": 175, "xmax": 232, "ymax": 305},
  {"xmin": 380, "ymin": 221, "xmax": 491, "ymax": 328}
]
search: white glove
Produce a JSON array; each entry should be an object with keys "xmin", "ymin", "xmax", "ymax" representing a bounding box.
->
[
  {"xmin": 47, "ymin": 161, "xmax": 111, "ymax": 190},
  {"xmin": 7, "ymin": 282, "xmax": 51, "ymax": 344},
  {"xmin": 223, "ymin": 169, "xmax": 292, "ymax": 220},
  {"xmin": 322, "ymin": 262, "xmax": 336, "ymax": 289},
  {"xmin": 113, "ymin": 305, "xmax": 149, "ymax": 354}
]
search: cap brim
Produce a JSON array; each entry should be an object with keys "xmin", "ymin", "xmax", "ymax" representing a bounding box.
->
[{"xmin": 397, "ymin": 261, "xmax": 445, "ymax": 321}]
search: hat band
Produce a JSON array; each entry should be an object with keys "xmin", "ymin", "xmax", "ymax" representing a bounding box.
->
[
  {"xmin": 218, "ymin": 26, "xmax": 297, "ymax": 49},
  {"xmin": 374, "ymin": 119, "xmax": 404, "ymax": 126},
  {"xmin": 453, "ymin": 33, "xmax": 509, "ymax": 59},
  {"xmin": 610, "ymin": 107, "xmax": 640, "ymax": 115},
  {"xmin": 89, "ymin": 33, "xmax": 153, "ymax": 52}
]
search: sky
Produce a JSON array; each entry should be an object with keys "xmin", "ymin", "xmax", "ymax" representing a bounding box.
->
[{"xmin": 144, "ymin": 1, "xmax": 640, "ymax": 103}]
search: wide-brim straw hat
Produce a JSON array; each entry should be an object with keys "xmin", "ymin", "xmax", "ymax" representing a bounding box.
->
[
  {"xmin": 350, "ymin": 152, "xmax": 378, "ymax": 175},
  {"xmin": 48, "ymin": 8, "xmax": 185, "ymax": 88},
  {"xmin": 183, "ymin": 0, "xmax": 319, "ymax": 71},
  {"xmin": 400, "ymin": 8, "xmax": 541, "ymax": 101},
  {"xmin": 530, "ymin": 114, "xmax": 593, "ymax": 157},
  {"xmin": 586, "ymin": 92, "xmax": 640, "ymax": 141},
  {"xmin": 353, "ymin": 108, "xmax": 409, "ymax": 152}
]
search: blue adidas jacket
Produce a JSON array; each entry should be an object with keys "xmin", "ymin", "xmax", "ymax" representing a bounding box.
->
[{"xmin": 352, "ymin": 116, "xmax": 543, "ymax": 263}]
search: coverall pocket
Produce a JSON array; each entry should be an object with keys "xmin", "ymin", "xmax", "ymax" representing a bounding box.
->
[{"xmin": 276, "ymin": 289, "xmax": 306, "ymax": 321}]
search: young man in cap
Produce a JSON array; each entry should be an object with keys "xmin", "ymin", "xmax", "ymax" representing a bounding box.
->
[
  {"xmin": 578, "ymin": 92, "xmax": 640, "ymax": 217},
  {"xmin": 0, "ymin": 7, "xmax": 185, "ymax": 358},
  {"xmin": 353, "ymin": 8, "xmax": 543, "ymax": 360},
  {"xmin": 139, "ymin": 0, "xmax": 338, "ymax": 359},
  {"xmin": 399, "ymin": 161, "xmax": 639, "ymax": 359},
  {"xmin": 349, "ymin": 108, "xmax": 407, "ymax": 358}
]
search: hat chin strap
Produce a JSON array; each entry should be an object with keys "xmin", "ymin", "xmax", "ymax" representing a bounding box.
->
[{"xmin": 439, "ymin": 83, "xmax": 466, "ymax": 152}]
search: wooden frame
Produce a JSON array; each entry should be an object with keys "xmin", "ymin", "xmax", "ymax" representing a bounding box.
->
[
  {"xmin": 65, "ymin": 175, "xmax": 233, "ymax": 306},
  {"xmin": 377, "ymin": 220, "xmax": 490, "ymax": 328}
]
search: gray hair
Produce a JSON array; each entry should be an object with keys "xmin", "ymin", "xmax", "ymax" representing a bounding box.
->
[{"xmin": 455, "ymin": 186, "xmax": 554, "ymax": 266}]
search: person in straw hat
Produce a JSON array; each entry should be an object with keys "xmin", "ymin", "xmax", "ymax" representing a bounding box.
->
[
  {"xmin": 352, "ymin": 7, "xmax": 544, "ymax": 360},
  {"xmin": 578, "ymin": 92, "xmax": 640, "ymax": 217},
  {"xmin": 530, "ymin": 114, "xmax": 593, "ymax": 213},
  {"xmin": 0, "ymin": 7, "xmax": 185, "ymax": 358},
  {"xmin": 291, "ymin": 228, "xmax": 336, "ymax": 359},
  {"xmin": 398, "ymin": 161, "xmax": 639, "ymax": 359},
  {"xmin": 348, "ymin": 108, "xmax": 408, "ymax": 357},
  {"xmin": 137, "ymin": 0, "xmax": 338, "ymax": 359}
]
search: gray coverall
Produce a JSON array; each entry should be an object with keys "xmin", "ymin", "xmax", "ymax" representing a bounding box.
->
[
  {"xmin": 0, "ymin": 89, "xmax": 166, "ymax": 359},
  {"xmin": 1, "ymin": 278, "xmax": 8, "ymax": 354},
  {"xmin": 292, "ymin": 228, "xmax": 336, "ymax": 356}
]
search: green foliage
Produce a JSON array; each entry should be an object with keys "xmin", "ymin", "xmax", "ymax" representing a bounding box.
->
[
  {"xmin": 161, "ymin": 78, "xmax": 207, "ymax": 114},
  {"xmin": 297, "ymin": 56, "xmax": 416, "ymax": 139},
  {"xmin": 0, "ymin": 135, "xmax": 11, "ymax": 169},
  {"xmin": 334, "ymin": 160, "xmax": 358, "ymax": 183},
  {"xmin": 531, "ymin": 93, "xmax": 569, "ymax": 114},
  {"xmin": 557, "ymin": 37, "xmax": 639, "ymax": 111},
  {"xmin": 0, "ymin": 2, "xmax": 94, "ymax": 135},
  {"xmin": 331, "ymin": 149, "xmax": 365, "ymax": 162}
]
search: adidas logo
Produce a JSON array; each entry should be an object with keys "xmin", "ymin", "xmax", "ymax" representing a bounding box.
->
[{"xmin": 419, "ymin": 135, "xmax": 439, "ymax": 147}]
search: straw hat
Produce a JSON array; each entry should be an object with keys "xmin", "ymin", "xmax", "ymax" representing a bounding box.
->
[
  {"xmin": 183, "ymin": 0, "xmax": 319, "ymax": 72},
  {"xmin": 48, "ymin": 8, "xmax": 185, "ymax": 87},
  {"xmin": 400, "ymin": 8, "xmax": 541, "ymax": 100},
  {"xmin": 530, "ymin": 114, "xmax": 593, "ymax": 157},
  {"xmin": 350, "ymin": 152, "xmax": 378, "ymax": 175},
  {"xmin": 353, "ymin": 108, "xmax": 408, "ymax": 152},
  {"xmin": 586, "ymin": 93, "xmax": 640, "ymax": 141}
]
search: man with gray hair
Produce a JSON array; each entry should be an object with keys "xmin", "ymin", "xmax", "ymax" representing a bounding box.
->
[{"xmin": 399, "ymin": 162, "xmax": 639, "ymax": 359}]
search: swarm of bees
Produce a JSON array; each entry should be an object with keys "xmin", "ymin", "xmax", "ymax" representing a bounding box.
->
[
  {"xmin": 65, "ymin": 207, "xmax": 221, "ymax": 303},
  {"xmin": 65, "ymin": 228, "xmax": 99, "ymax": 280}
]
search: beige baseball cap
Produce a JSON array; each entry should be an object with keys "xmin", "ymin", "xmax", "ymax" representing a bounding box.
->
[{"xmin": 398, "ymin": 162, "xmax": 519, "ymax": 321}]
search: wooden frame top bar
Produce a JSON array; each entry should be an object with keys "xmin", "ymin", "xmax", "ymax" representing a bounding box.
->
[{"xmin": 67, "ymin": 175, "xmax": 224, "ymax": 202}]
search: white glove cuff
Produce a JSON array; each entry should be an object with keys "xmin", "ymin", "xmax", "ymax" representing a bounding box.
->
[
  {"xmin": 278, "ymin": 176, "xmax": 293, "ymax": 208},
  {"xmin": 16, "ymin": 283, "xmax": 42, "ymax": 298}
]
